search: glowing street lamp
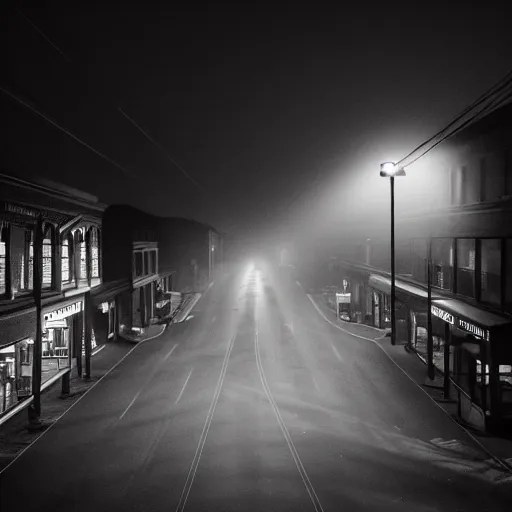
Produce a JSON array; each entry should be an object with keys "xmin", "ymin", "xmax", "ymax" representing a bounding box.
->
[{"xmin": 380, "ymin": 162, "xmax": 406, "ymax": 346}]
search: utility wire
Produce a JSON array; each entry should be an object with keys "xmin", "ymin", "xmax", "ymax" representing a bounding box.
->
[
  {"xmin": 1, "ymin": 85, "xmax": 139, "ymax": 181},
  {"xmin": 400, "ymin": 87, "xmax": 512, "ymax": 170},
  {"xmin": 117, "ymin": 108, "xmax": 209, "ymax": 196},
  {"xmin": 397, "ymin": 69, "xmax": 512, "ymax": 170},
  {"xmin": 15, "ymin": 7, "xmax": 208, "ymax": 197},
  {"xmin": 16, "ymin": 8, "xmax": 72, "ymax": 62}
]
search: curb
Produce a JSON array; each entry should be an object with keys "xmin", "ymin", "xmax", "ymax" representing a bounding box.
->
[
  {"xmin": 119, "ymin": 324, "xmax": 167, "ymax": 344},
  {"xmin": 306, "ymin": 293, "xmax": 512, "ymax": 475},
  {"xmin": 173, "ymin": 280, "xmax": 215, "ymax": 324}
]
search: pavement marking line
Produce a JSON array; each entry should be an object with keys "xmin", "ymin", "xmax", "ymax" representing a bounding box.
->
[
  {"xmin": 0, "ymin": 327, "xmax": 167, "ymax": 476},
  {"xmin": 163, "ymin": 343, "xmax": 179, "ymax": 361},
  {"xmin": 119, "ymin": 391, "xmax": 141, "ymax": 420},
  {"xmin": 175, "ymin": 369, "xmax": 194, "ymax": 405},
  {"xmin": 331, "ymin": 343, "xmax": 342, "ymax": 362},
  {"xmin": 175, "ymin": 333, "xmax": 235, "ymax": 512},
  {"xmin": 254, "ymin": 320, "xmax": 325, "ymax": 512},
  {"xmin": 305, "ymin": 293, "xmax": 512, "ymax": 475}
]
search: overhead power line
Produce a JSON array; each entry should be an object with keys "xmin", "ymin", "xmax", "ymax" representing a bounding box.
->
[
  {"xmin": 16, "ymin": 8, "xmax": 72, "ymax": 62},
  {"xmin": 396, "ymin": 68, "xmax": 512, "ymax": 170},
  {"xmin": 117, "ymin": 108, "xmax": 209, "ymax": 196},
  {"xmin": 1, "ymin": 85, "xmax": 139, "ymax": 181},
  {"xmin": 15, "ymin": 7, "xmax": 208, "ymax": 196}
]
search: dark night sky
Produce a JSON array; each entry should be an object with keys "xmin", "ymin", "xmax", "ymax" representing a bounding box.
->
[{"xmin": 2, "ymin": 2, "xmax": 512, "ymax": 246}]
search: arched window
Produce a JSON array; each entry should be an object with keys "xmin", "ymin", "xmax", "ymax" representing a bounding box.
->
[
  {"xmin": 91, "ymin": 228, "xmax": 100, "ymax": 278},
  {"xmin": 42, "ymin": 225, "xmax": 54, "ymax": 289},
  {"xmin": 61, "ymin": 233, "xmax": 74, "ymax": 284}
]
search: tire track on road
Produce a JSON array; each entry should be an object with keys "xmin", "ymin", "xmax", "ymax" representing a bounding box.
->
[
  {"xmin": 175, "ymin": 333, "xmax": 236, "ymax": 512},
  {"xmin": 254, "ymin": 318, "xmax": 325, "ymax": 512}
]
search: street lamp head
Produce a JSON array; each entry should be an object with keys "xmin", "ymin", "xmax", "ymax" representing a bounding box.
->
[{"xmin": 380, "ymin": 162, "xmax": 406, "ymax": 177}]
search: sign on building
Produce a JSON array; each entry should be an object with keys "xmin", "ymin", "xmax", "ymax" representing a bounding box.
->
[
  {"xmin": 44, "ymin": 301, "xmax": 82, "ymax": 323},
  {"xmin": 431, "ymin": 305, "xmax": 454, "ymax": 324},
  {"xmin": 457, "ymin": 319, "xmax": 489, "ymax": 341}
]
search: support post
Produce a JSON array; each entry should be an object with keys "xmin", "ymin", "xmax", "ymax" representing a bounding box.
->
[
  {"xmin": 390, "ymin": 176, "xmax": 396, "ymax": 346},
  {"xmin": 28, "ymin": 216, "xmax": 43, "ymax": 429},
  {"xmin": 427, "ymin": 239, "xmax": 435, "ymax": 381}
]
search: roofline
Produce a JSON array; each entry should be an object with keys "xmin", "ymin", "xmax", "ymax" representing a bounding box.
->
[{"xmin": 0, "ymin": 173, "xmax": 107, "ymax": 212}]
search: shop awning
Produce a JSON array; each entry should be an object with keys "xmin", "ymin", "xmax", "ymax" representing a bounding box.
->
[
  {"xmin": 91, "ymin": 279, "xmax": 131, "ymax": 305},
  {"xmin": 432, "ymin": 299, "xmax": 512, "ymax": 329},
  {"xmin": 368, "ymin": 274, "xmax": 444, "ymax": 300}
]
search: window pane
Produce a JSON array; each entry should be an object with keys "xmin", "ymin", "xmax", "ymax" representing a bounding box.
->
[
  {"xmin": 152, "ymin": 251, "xmax": 157, "ymax": 274},
  {"xmin": 42, "ymin": 237, "xmax": 52, "ymax": 287},
  {"xmin": 456, "ymin": 239, "xmax": 475, "ymax": 298},
  {"xmin": 480, "ymin": 239, "xmax": 501, "ymax": 306},
  {"xmin": 0, "ymin": 240, "xmax": 5, "ymax": 295},
  {"xmin": 144, "ymin": 252, "xmax": 150, "ymax": 274},
  {"xmin": 91, "ymin": 229, "xmax": 99, "ymax": 278},
  {"xmin": 28, "ymin": 240, "xmax": 34, "ymax": 290},
  {"xmin": 80, "ymin": 240, "xmax": 87, "ymax": 279},
  {"xmin": 133, "ymin": 252, "xmax": 143, "ymax": 277},
  {"xmin": 61, "ymin": 239, "xmax": 69, "ymax": 282},
  {"xmin": 431, "ymin": 238, "xmax": 453, "ymax": 290}
]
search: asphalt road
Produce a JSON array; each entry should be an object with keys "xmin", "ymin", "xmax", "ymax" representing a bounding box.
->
[{"xmin": 1, "ymin": 262, "xmax": 511, "ymax": 511}]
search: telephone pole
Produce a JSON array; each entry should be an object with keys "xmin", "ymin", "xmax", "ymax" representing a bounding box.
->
[{"xmin": 28, "ymin": 216, "xmax": 43, "ymax": 430}]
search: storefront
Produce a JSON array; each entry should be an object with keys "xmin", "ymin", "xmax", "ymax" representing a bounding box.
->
[
  {"xmin": 430, "ymin": 298, "xmax": 512, "ymax": 433},
  {"xmin": 0, "ymin": 337, "xmax": 34, "ymax": 415},
  {"xmin": 41, "ymin": 299, "xmax": 84, "ymax": 385}
]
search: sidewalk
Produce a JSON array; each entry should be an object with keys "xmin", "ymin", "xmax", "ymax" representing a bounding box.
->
[
  {"xmin": 310, "ymin": 293, "xmax": 386, "ymax": 341},
  {"xmin": 308, "ymin": 293, "xmax": 512, "ymax": 473},
  {"xmin": 0, "ymin": 336, "xmax": 153, "ymax": 472}
]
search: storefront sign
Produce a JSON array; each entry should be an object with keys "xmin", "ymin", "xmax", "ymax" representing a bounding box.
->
[
  {"xmin": 457, "ymin": 319, "xmax": 489, "ymax": 341},
  {"xmin": 336, "ymin": 292, "xmax": 351, "ymax": 304},
  {"xmin": 4, "ymin": 202, "xmax": 38, "ymax": 218},
  {"xmin": 44, "ymin": 301, "xmax": 82, "ymax": 322},
  {"xmin": 431, "ymin": 306, "xmax": 454, "ymax": 324}
]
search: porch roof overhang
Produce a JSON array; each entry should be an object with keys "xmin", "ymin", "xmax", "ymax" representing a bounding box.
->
[
  {"xmin": 91, "ymin": 279, "xmax": 131, "ymax": 305},
  {"xmin": 368, "ymin": 274, "xmax": 444, "ymax": 301}
]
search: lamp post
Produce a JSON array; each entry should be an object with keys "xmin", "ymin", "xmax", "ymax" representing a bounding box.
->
[{"xmin": 380, "ymin": 162, "xmax": 406, "ymax": 346}]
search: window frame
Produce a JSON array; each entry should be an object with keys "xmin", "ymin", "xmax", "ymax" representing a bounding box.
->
[{"xmin": 479, "ymin": 238, "xmax": 502, "ymax": 308}]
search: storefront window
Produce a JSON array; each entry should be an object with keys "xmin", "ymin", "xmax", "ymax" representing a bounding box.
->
[
  {"xmin": 81, "ymin": 326, "xmax": 97, "ymax": 356},
  {"xmin": 499, "ymin": 365, "xmax": 512, "ymax": 408},
  {"xmin": 28, "ymin": 237, "xmax": 34, "ymax": 290},
  {"xmin": 456, "ymin": 239, "xmax": 475, "ymax": 298},
  {"xmin": 476, "ymin": 359, "xmax": 490, "ymax": 385},
  {"xmin": 480, "ymin": 239, "xmax": 502, "ymax": 307},
  {"xmin": 0, "ymin": 339, "xmax": 33, "ymax": 415},
  {"xmin": 42, "ymin": 321, "xmax": 70, "ymax": 385}
]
